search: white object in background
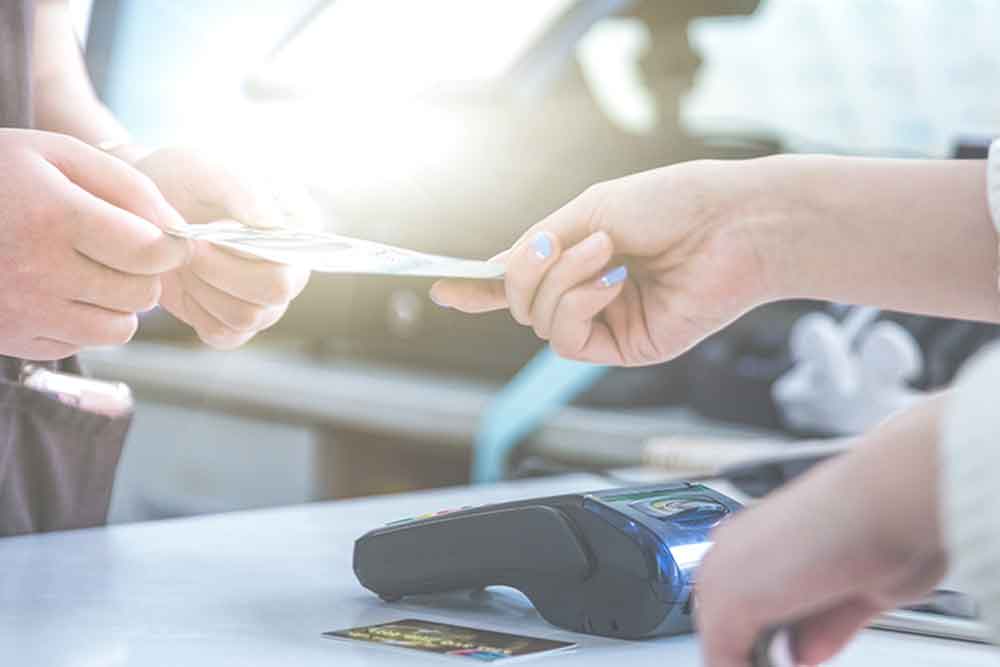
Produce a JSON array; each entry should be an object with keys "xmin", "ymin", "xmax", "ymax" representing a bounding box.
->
[
  {"xmin": 577, "ymin": 18, "xmax": 659, "ymax": 135},
  {"xmin": 773, "ymin": 307, "xmax": 924, "ymax": 436},
  {"xmin": 683, "ymin": 0, "xmax": 1000, "ymax": 157}
]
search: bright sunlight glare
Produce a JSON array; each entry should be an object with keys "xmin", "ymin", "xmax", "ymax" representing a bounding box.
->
[{"xmin": 259, "ymin": 0, "xmax": 577, "ymax": 98}]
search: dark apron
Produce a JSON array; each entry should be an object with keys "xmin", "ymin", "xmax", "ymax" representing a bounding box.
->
[
  {"xmin": 0, "ymin": 1, "xmax": 130, "ymax": 536},
  {"xmin": 0, "ymin": 0, "xmax": 32, "ymax": 128},
  {"xmin": 0, "ymin": 358, "xmax": 131, "ymax": 535}
]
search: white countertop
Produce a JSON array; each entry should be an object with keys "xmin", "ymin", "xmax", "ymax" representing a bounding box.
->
[{"xmin": 1, "ymin": 475, "xmax": 996, "ymax": 666}]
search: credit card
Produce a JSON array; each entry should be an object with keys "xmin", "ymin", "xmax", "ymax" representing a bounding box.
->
[
  {"xmin": 323, "ymin": 619, "xmax": 576, "ymax": 662},
  {"xmin": 165, "ymin": 221, "xmax": 505, "ymax": 279}
]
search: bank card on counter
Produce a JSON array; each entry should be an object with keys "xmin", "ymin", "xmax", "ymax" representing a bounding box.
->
[
  {"xmin": 165, "ymin": 221, "xmax": 505, "ymax": 279},
  {"xmin": 323, "ymin": 619, "xmax": 576, "ymax": 662}
]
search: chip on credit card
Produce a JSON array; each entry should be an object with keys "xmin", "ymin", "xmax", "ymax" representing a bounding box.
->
[
  {"xmin": 165, "ymin": 221, "xmax": 505, "ymax": 279},
  {"xmin": 323, "ymin": 619, "xmax": 576, "ymax": 662}
]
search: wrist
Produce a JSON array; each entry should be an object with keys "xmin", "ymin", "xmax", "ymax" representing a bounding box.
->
[
  {"xmin": 705, "ymin": 155, "xmax": 808, "ymax": 304},
  {"xmin": 727, "ymin": 154, "xmax": 828, "ymax": 303}
]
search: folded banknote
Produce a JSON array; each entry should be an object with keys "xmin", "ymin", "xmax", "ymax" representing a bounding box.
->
[{"xmin": 164, "ymin": 221, "xmax": 504, "ymax": 279}]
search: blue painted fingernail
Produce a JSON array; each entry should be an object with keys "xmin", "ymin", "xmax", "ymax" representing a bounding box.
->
[
  {"xmin": 600, "ymin": 265, "xmax": 628, "ymax": 287},
  {"xmin": 532, "ymin": 233, "xmax": 552, "ymax": 260}
]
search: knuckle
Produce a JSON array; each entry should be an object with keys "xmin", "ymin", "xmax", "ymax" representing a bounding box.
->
[
  {"xmin": 503, "ymin": 284, "xmax": 531, "ymax": 326},
  {"xmin": 199, "ymin": 323, "xmax": 235, "ymax": 348},
  {"xmin": 507, "ymin": 259, "xmax": 538, "ymax": 290},
  {"xmin": 201, "ymin": 334, "xmax": 231, "ymax": 349},
  {"xmin": 262, "ymin": 267, "xmax": 300, "ymax": 305},
  {"xmin": 531, "ymin": 322, "xmax": 550, "ymax": 341},
  {"xmin": 258, "ymin": 304, "xmax": 286, "ymax": 331},
  {"xmin": 581, "ymin": 181, "xmax": 610, "ymax": 202},
  {"xmin": 637, "ymin": 345, "xmax": 661, "ymax": 366},
  {"xmin": 202, "ymin": 318, "xmax": 233, "ymax": 344},
  {"xmin": 131, "ymin": 171, "xmax": 161, "ymax": 202},
  {"xmin": 581, "ymin": 180, "xmax": 614, "ymax": 214},
  {"xmin": 550, "ymin": 338, "xmax": 571, "ymax": 358},
  {"xmin": 202, "ymin": 329, "xmax": 251, "ymax": 350},
  {"xmin": 561, "ymin": 291, "xmax": 587, "ymax": 318},
  {"xmin": 135, "ymin": 277, "xmax": 162, "ymax": 312},
  {"xmin": 508, "ymin": 302, "xmax": 532, "ymax": 328},
  {"xmin": 110, "ymin": 314, "xmax": 139, "ymax": 345},
  {"xmin": 550, "ymin": 336, "xmax": 582, "ymax": 361},
  {"xmin": 579, "ymin": 180, "xmax": 615, "ymax": 232},
  {"xmin": 624, "ymin": 337, "xmax": 661, "ymax": 367},
  {"xmin": 228, "ymin": 303, "xmax": 265, "ymax": 332},
  {"xmin": 125, "ymin": 172, "xmax": 168, "ymax": 222},
  {"xmin": 510, "ymin": 311, "xmax": 530, "ymax": 327},
  {"xmin": 74, "ymin": 271, "xmax": 102, "ymax": 306}
]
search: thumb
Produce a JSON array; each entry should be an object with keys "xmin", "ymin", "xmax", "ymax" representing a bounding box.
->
[
  {"xmin": 195, "ymin": 161, "xmax": 288, "ymax": 231},
  {"xmin": 792, "ymin": 598, "xmax": 882, "ymax": 665},
  {"xmin": 430, "ymin": 248, "xmax": 511, "ymax": 312},
  {"xmin": 134, "ymin": 147, "xmax": 300, "ymax": 230}
]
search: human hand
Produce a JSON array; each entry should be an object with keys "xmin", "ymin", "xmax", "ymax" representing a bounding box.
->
[
  {"xmin": 696, "ymin": 396, "xmax": 948, "ymax": 666},
  {"xmin": 127, "ymin": 146, "xmax": 318, "ymax": 349},
  {"xmin": 429, "ymin": 160, "xmax": 780, "ymax": 366},
  {"xmin": 0, "ymin": 129, "xmax": 189, "ymax": 360}
]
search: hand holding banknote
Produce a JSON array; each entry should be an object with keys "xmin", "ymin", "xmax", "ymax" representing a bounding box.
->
[
  {"xmin": 0, "ymin": 130, "xmax": 188, "ymax": 360},
  {"xmin": 125, "ymin": 146, "xmax": 316, "ymax": 349},
  {"xmin": 430, "ymin": 161, "xmax": 776, "ymax": 365}
]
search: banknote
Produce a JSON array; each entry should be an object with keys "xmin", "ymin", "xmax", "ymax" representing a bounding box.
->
[{"xmin": 164, "ymin": 221, "xmax": 505, "ymax": 279}]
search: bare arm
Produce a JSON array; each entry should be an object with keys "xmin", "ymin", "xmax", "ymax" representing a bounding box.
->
[
  {"xmin": 698, "ymin": 391, "xmax": 947, "ymax": 666},
  {"xmin": 28, "ymin": 1, "xmax": 312, "ymax": 350},
  {"xmin": 31, "ymin": 0, "xmax": 147, "ymax": 161},
  {"xmin": 751, "ymin": 155, "xmax": 998, "ymax": 323},
  {"xmin": 433, "ymin": 154, "xmax": 1000, "ymax": 365}
]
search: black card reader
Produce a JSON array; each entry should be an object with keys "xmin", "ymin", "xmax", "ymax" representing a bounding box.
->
[{"xmin": 353, "ymin": 482, "xmax": 741, "ymax": 639}]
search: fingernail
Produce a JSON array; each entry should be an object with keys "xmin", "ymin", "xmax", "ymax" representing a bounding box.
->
[
  {"xmin": 429, "ymin": 292, "xmax": 450, "ymax": 309},
  {"xmin": 159, "ymin": 219, "xmax": 184, "ymax": 234},
  {"xmin": 580, "ymin": 230, "xmax": 610, "ymax": 253},
  {"xmin": 156, "ymin": 201, "xmax": 189, "ymax": 232},
  {"xmin": 532, "ymin": 233, "xmax": 552, "ymax": 260},
  {"xmin": 599, "ymin": 265, "xmax": 628, "ymax": 287}
]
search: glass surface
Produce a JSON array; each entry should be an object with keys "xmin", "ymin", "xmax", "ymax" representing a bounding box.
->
[
  {"xmin": 633, "ymin": 498, "xmax": 729, "ymax": 527},
  {"xmin": 583, "ymin": 484, "xmax": 742, "ymax": 603}
]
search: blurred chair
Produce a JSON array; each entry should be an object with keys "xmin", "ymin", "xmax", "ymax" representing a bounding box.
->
[{"xmin": 473, "ymin": 347, "xmax": 607, "ymax": 483}]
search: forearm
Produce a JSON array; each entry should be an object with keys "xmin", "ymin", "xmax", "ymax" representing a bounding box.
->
[
  {"xmin": 850, "ymin": 392, "xmax": 946, "ymax": 566},
  {"xmin": 746, "ymin": 155, "xmax": 999, "ymax": 322},
  {"xmin": 31, "ymin": 0, "xmax": 146, "ymax": 162},
  {"xmin": 33, "ymin": 70, "xmax": 132, "ymax": 145}
]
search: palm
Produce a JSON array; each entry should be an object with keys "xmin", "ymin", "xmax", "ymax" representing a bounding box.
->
[{"xmin": 580, "ymin": 224, "xmax": 766, "ymax": 366}]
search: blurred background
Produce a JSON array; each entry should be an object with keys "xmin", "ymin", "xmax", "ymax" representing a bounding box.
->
[{"xmin": 69, "ymin": 0, "xmax": 1000, "ymax": 522}]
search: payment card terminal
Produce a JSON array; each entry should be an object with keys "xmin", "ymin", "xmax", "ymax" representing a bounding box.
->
[{"xmin": 353, "ymin": 482, "xmax": 741, "ymax": 639}]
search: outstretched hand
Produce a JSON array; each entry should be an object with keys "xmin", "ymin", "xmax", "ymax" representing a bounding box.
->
[
  {"xmin": 430, "ymin": 161, "xmax": 776, "ymax": 366},
  {"xmin": 130, "ymin": 146, "xmax": 319, "ymax": 349},
  {"xmin": 696, "ymin": 396, "xmax": 947, "ymax": 666}
]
